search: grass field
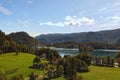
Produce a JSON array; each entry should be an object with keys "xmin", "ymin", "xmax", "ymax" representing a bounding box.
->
[
  {"xmin": 1, "ymin": 53, "xmax": 120, "ymax": 80},
  {"xmin": 0, "ymin": 52, "xmax": 46, "ymax": 78},
  {"xmin": 79, "ymin": 66, "xmax": 120, "ymax": 80},
  {"xmin": 53, "ymin": 66, "xmax": 120, "ymax": 80}
]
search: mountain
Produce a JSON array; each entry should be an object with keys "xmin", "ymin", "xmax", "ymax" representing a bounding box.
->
[
  {"xmin": 35, "ymin": 29, "xmax": 120, "ymax": 44},
  {"xmin": 0, "ymin": 30, "xmax": 20, "ymax": 53},
  {"xmin": 8, "ymin": 32, "xmax": 41, "ymax": 47}
]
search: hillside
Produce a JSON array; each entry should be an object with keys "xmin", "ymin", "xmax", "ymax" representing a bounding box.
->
[
  {"xmin": 0, "ymin": 30, "xmax": 18, "ymax": 53},
  {"xmin": 0, "ymin": 30, "xmax": 38, "ymax": 53},
  {"xmin": 8, "ymin": 32, "xmax": 41, "ymax": 47},
  {"xmin": 36, "ymin": 28, "xmax": 120, "ymax": 44},
  {"xmin": 0, "ymin": 53, "xmax": 45, "ymax": 78}
]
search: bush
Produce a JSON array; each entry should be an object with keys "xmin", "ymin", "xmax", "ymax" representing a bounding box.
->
[
  {"xmin": 33, "ymin": 56, "xmax": 41, "ymax": 64},
  {"xmin": 29, "ymin": 72, "xmax": 36, "ymax": 80}
]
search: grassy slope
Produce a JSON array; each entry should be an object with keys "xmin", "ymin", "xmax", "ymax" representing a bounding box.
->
[
  {"xmin": 1, "ymin": 53, "xmax": 120, "ymax": 80},
  {"xmin": 53, "ymin": 66, "xmax": 120, "ymax": 80},
  {"xmin": 0, "ymin": 53, "xmax": 45, "ymax": 78},
  {"xmin": 79, "ymin": 66, "xmax": 120, "ymax": 80}
]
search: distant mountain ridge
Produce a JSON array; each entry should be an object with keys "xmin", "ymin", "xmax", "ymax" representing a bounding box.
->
[
  {"xmin": 8, "ymin": 32, "xmax": 41, "ymax": 47},
  {"xmin": 35, "ymin": 29, "xmax": 120, "ymax": 44}
]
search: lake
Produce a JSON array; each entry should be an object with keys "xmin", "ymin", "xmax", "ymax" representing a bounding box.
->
[{"xmin": 50, "ymin": 47, "xmax": 120, "ymax": 57}]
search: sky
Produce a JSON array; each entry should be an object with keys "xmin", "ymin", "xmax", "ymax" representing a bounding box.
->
[{"xmin": 0, "ymin": 0, "xmax": 120, "ymax": 37}]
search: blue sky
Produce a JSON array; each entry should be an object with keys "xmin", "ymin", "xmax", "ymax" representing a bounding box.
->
[{"xmin": 0, "ymin": 0, "xmax": 120, "ymax": 37}]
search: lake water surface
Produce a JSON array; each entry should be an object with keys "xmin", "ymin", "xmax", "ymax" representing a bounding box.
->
[{"xmin": 51, "ymin": 47, "xmax": 120, "ymax": 57}]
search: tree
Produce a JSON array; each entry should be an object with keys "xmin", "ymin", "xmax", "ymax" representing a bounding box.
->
[
  {"xmin": 57, "ymin": 55, "xmax": 89, "ymax": 79},
  {"xmin": 77, "ymin": 60, "xmax": 89, "ymax": 72},
  {"xmin": 32, "ymin": 56, "xmax": 41, "ymax": 69},
  {"xmin": 115, "ymin": 52, "xmax": 120, "ymax": 67},
  {"xmin": 35, "ymin": 48, "xmax": 61, "ymax": 61},
  {"xmin": 78, "ymin": 43, "xmax": 93, "ymax": 52},
  {"xmin": 33, "ymin": 56, "xmax": 41, "ymax": 64},
  {"xmin": 29, "ymin": 72, "xmax": 36, "ymax": 80},
  {"xmin": 93, "ymin": 56, "xmax": 114, "ymax": 67},
  {"xmin": 115, "ymin": 52, "xmax": 120, "ymax": 62},
  {"xmin": 62, "ymin": 56, "xmax": 78, "ymax": 80},
  {"xmin": 58, "ymin": 65, "xmax": 64, "ymax": 76},
  {"xmin": 0, "ymin": 49, "xmax": 3, "ymax": 55},
  {"xmin": 47, "ymin": 65, "xmax": 56, "ymax": 79},
  {"xmin": 65, "ymin": 64, "xmax": 77, "ymax": 80},
  {"xmin": 76, "ymin": 53, "xmax": 92, "ymax": 66},
  {"xmin": 16, "ymin": 50, "xmax": 19, "ymax": 56}
]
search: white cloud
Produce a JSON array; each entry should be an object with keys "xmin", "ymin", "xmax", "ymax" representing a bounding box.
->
[
  {"xmin": 26, "ymin": 0, "xmax": 32, "ymax": 4},
  {"xmin": 31, "ymin": 31, "xmax": 54, "ymax": 37},
  {"xmin": 98, "ymin": 7, "xmax": 107, "ymax": 12},
  {"xmin": 111, "ymin": 16, "xmax": 120, "ymax": 20},
  {"xmin": 64, "ymin": 16, "xmax": 83, "ymax": 26},
  {"xmin": 111, "ymin": 0, "xmax": 120, "ymax": 7},
  {"xmin": 79, "ymin": 17, "xmax": 95, "ymax": 26},
  {"xmin": 17, "ymin": 19, "xmax": 30, "ymax": 27},
  {"xmin": 40, "ymin": 21, "xmax": 64, "ymax": 27},
  {"xmin": 103, "ymin": 16, "xmax": 120, "ymax": 22},
  {"xmin": 0, "ymin": 4, "xmax": 12, "ymax": 15},
  {"xmin": 65, "ymin": 16, "xmax": 96, "ymax": 26},
  {"xmin": 95, "ymin": 16, "xmax": 120, "ymax": 29},
  {"xmin": 39, "ymin": 16, "xmax": 95, "ymax": 27},
  {"xmin": 98, "ymin": 0, "xmax": 120, "ymax": 13},
  {"xmin": 32, "ymin": 32, "xmax": 49, "ymax": 37},
  {"xmin": 96, "ymin": 0, "xmax": 120, "ymax": 30}
]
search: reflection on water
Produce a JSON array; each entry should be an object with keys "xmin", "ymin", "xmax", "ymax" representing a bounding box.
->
[
  {"xmin": 51, "ymin": 47, "xmax": 120, "ymax": 57},
  {"xmin": 50, "ymin": 47, "xmax": 79, "ymax": 57}
]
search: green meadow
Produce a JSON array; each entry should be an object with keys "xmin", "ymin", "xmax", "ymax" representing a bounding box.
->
[
  {"xmin": 79, "ymin": 66, "xmax": 120, "ymax": 80},
  {"xmin": 0, "ymin": 53, "xmax": 45, "ymax": 78},
  {"xmin": 1, "ymin": 53, "xmax": 120, "ymax": 80},
  {"xmin": 53, "ymin": 66, "xmax": 120, "ymax": 80}
]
